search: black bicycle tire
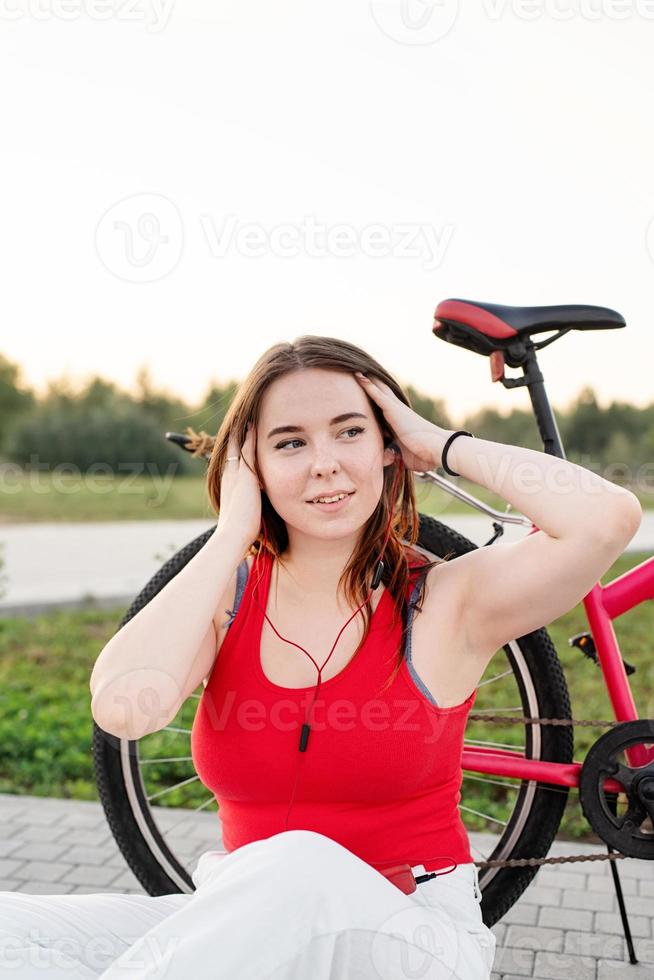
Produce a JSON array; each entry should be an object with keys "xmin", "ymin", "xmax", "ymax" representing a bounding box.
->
[
  {"xmin": 92, "ymin": 526, "xmax": 217, "ymax": 896},
  {"xmin": 92, "ymin": 515, "xmax": 574, "ymax": 925}
]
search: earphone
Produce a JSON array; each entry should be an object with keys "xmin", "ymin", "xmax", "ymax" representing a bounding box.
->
[
  {"xmin": 245, "ymin": 437, "xmax": 458, "ymax": 886},
  {"xmin": 249, "ymin": 437, "xmax": 404, "ymax": 756}
]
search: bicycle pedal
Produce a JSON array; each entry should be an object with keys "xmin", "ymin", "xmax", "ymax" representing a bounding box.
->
[
  {"xmin": 569, "ymin": 632, "xmax": 636, "ymax": 675},
  {"xmin": 569, "ymin": 631, "xmax": 598, "ymax": 662}
]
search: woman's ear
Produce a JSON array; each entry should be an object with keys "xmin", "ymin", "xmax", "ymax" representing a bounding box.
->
[{"xmin": 382, "ymin": 441, "xmax": 399, "ymax": 467}]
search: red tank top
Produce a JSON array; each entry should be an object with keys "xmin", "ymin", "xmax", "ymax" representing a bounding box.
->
[{"xmin": 191, "ymin": 547, "xmax": 477, "ymax": 873}]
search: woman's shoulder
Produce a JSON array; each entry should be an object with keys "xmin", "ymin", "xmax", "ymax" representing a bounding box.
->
[{"xmin": 402, "ymin": 543, "xmax": 433, "ymax": 577}]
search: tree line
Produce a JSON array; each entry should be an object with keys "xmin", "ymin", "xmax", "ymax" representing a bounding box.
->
[{"xmin": 1, "ymin": 354, "xmax": 652, "ymax": 488}]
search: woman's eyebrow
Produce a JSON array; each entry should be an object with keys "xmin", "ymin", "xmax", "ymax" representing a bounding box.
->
[{"xmin": 266, "ymin": 412, "xmax": 368, "ymax": 440}]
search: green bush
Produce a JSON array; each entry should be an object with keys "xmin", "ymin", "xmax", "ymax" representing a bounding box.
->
[{"xmin": 5, "ymin": 401, "xmax": 194, "ymax": 477}]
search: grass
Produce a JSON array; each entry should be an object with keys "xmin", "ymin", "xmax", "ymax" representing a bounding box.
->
[
  {"xmin": 0, "ymin": 473, "xmax": 216, "ymax": 523},
  {"xmin": 0, "ymin": 551, "xmax": 651, "ymax": 849},
  {"xmin": 0, "ymin": 472, "xmax": 652, "ymax": 522}
]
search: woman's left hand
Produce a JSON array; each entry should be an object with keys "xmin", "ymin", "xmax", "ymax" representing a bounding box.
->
[{"xmin": 354, "ymin": 372, "xmax": 441, "ymax": 473}]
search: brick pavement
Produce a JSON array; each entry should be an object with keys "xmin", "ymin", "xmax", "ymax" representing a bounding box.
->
[{"xmin": 0, "ymin": 793, "xmax": 652, "ymax": 978}]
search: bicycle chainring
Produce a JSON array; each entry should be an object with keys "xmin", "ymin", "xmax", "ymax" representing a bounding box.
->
[{"xmin": 579, "ymin": 720, "xmax": 654, "ymax": 860}]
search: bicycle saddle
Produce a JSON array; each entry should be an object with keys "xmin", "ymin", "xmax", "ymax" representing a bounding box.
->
[{"xmin": 434, "ymin": 298, "xmax": 625, "ymax": 357}]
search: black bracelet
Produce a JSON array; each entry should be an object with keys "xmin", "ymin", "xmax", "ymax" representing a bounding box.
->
[{"xmin": 441, "ymin": 430, "xmax": 474, "ymax": 477}]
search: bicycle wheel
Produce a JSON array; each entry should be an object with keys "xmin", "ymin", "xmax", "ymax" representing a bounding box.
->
[
  {"xmin": 414, "ymin": 514, "xmax": 574, "ymax": 926},
  {"xmin": 92, "ymin": 515, "xmax": 573, "ymax": 926}
]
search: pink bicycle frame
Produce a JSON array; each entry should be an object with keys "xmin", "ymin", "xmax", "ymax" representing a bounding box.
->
[{"xmin": 463, "ymin": 552, "xmax": 654, "ymax": 786}]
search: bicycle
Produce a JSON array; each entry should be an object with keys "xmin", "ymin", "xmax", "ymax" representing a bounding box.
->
[{"xmin": 91, "ymin": 297, "xmax": 654, "ymax": 948}]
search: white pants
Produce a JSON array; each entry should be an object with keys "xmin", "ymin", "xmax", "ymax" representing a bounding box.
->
[{"xmin": 0, "ymin": 829, "xmax": 496, "ymax": 979}]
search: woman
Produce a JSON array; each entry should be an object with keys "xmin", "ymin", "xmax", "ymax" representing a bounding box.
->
[{"xmin": 1, "ymin": 335, "xmax": 641, "ymax": 979}]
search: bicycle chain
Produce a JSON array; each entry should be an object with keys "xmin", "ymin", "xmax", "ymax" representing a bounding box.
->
[
  {"xmin": 467, "ymin": 712, "xmax": 635, "ymax": 870},
  {"xmin": 468, "ymin": 713, "xmax": 618, "ymax": 728}
]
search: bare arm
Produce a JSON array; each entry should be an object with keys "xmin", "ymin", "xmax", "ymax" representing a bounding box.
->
[
  {"xmin": 90, "ymin": 526, "xmax": 251, "ymax": 740},
  {"xmin": 353, "ymin": 372, "xmax": 642, "ymax": 658},
  {"xmin": 423, "ymin": 429, "xmax": 642, "ymax": 656},
  {"xmin": 429, "ymin": 428, "xmax": 641, "ymax": 539}
]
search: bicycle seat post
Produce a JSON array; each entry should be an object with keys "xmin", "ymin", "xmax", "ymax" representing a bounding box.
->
[{"xmin": 497, "ymin": 343, "xmax": 567, "ymax": 460}]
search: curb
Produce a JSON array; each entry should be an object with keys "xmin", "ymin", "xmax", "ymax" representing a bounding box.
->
[{"xmin": 0, "ymin": 595, "xmax": 134, "ymax": 619}]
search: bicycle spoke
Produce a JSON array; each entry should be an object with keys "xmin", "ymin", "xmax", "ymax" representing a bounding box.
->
[
  {"xmin": 462, "ymin": 773, "xmax": 522, "ymax": 791},
  {"xmin": 146, "ymin": 773, "xmax": 202, "ymax": 803},
  {"xmin": 140, "ymin": 756, "xmax": 194, "ymax": 764},
  {"xmin": 194, "ymin": 795, "xmax": 217, "ymax": 813},
  {"xmin": 471, "ymin": 706, "xmax": 524, "ymax": 714},
  {"xmin": 159, "ymin": 793, "xmax": 218, "ymax": 838},
  {"xmin": 477, "ymin": 667, "xmax": 515, "ymax": 687},
  {"xmin": 465, "ymin": 738, "xmax": 526, "ymax": 751},
  {"xmin": 459, "ymin": 804, "xmax": 509, "ymax": 828},
  {"xmin": 469, "ymin": 840, "xmax": 495, "ymax": 864}
]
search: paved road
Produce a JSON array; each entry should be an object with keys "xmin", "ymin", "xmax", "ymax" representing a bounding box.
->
[
  {"xmin": 0, "ymin": 513, "xmax": 652, "ymax": 616},
  {"xmin": 0, "ymin": 793, "xmax": 652, "ymax": 977}
]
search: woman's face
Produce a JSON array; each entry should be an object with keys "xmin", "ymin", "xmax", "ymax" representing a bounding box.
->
[{"xmin": 256, "ymin": 368, "xmax": 396, "ymax": 544}]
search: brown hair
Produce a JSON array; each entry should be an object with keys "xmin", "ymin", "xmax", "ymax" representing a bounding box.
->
[{"xmin": 206, "ymin": 335, "xmax": 452, "ymax": 693}]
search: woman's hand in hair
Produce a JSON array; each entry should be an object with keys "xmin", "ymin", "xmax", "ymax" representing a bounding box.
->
[
  {"xmin": 354, "ymin": 372, "xmax": 440, "ymax": 473},
  {"xmin": 216, "ymin": 423, "xmax": 263, "ymax": 546}
]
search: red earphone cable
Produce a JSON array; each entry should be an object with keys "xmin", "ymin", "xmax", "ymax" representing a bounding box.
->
[
  {"xmin": 244, "ymin": 449, "xmax": 459, "ymax": 880},
  {"xmin": 247, "ymin": 450, "xmax": 406, "ymax": 833}
]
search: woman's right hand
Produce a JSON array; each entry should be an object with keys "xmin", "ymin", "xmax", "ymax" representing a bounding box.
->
[{"xmin": 216, "ymin": 422, "xmax": 262, "ymax": 546}]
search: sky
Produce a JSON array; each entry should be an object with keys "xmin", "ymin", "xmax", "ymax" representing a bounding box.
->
[{"xmin": 2, "ymin": 1, "xmax": 654, "ymax": 427}]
